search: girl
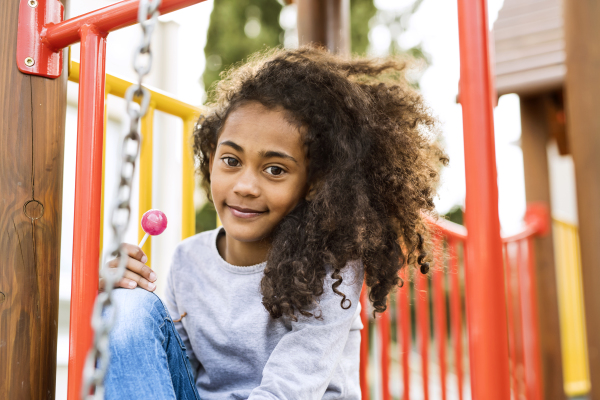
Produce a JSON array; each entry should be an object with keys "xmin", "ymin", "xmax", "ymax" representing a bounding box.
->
[{"xmin": 101, "ymin": 47, "xmax": 446, "ymax": 400}]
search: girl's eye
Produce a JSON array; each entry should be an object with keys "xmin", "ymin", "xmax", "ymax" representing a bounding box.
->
[
  {"xmin": 265, "ymin": 166, "xmax": 285, "ymax": 176},
  {"xmin": 222, "ymin": 157, "xmax": 240, "ymax": 167}
]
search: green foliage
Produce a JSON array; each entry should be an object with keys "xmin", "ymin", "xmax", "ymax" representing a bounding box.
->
[
  {"xmin": 203, "ymin": 0, "xmax": 284, "ymax": 101},
  {"xmin": 350, "ymin": 0, "xmax": 377, "ymax": 55},
  {"xmin": 196, "ymin": 202, "xmax": 217, "ymax": 234},
  {"xmin": 444, "ymin": 205, "xmax": 464, "ymax": 226}
]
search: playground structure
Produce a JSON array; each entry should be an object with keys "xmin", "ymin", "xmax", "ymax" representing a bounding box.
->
[{"xmin": 2, "ymin": 0, "xmax": 600, "ymax": 399}]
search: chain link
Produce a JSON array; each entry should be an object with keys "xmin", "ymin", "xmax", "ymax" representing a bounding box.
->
[{"xmin": 81, "ymin": 0, "xmax": 161, "ymax": 398}]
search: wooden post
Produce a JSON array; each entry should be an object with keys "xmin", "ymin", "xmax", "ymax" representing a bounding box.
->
[
  {"xmin": 520, "ymin": 94, "xmax": 565, "ymax": 400},
  {"xmin": 0, "ymin": 1, "xmax": 68, "ymax": 399},
  {"xmin": 564, "ymin": 2, "xmax": 600, "ymax": 398},
  {"xmin": 296, "ymin": 0, "xmax": 350, "ymax": 56}
]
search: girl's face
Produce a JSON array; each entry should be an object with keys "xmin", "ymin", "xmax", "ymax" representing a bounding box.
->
[{"xmin": 209, "ymin": 102, "xmax": 309, "ymax": 243}]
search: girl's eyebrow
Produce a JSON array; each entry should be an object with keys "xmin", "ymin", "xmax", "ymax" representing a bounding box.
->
[
  {"xmin": 259, "ymin": 150, "xmax": 298, "ymax": 165},
  {"xmin": 218, "ymin": 140, "xmax": 244, "ymax": 152}
]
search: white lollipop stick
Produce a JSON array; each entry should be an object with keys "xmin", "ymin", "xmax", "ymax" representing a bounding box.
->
[{"xmin": 138, "ymin": 232, "xmax": 150, "ymax": 248}]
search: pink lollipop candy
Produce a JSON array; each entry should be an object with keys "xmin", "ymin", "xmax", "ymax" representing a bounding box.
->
[{"xmin": 138, "ymin": 209, "xmax": 168, "ymax": 248}]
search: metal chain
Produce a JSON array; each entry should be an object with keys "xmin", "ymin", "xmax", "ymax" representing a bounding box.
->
[{"xmin": 81, "ymin": 0, "xmax": 161, "ymax": 398}]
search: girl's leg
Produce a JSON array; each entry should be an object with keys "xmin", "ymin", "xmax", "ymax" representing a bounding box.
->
[{"xmin": 103, "ymin": 287, "xmax": 200, "ymax": 400}]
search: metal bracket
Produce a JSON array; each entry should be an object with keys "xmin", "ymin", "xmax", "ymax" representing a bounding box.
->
[{"xmin": 16, "ymin": 0, "xmax": 64, "ymax": 79}]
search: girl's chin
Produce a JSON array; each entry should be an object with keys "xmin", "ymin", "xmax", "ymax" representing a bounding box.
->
[{"xmin": 220, "ymin": 222, "xmax": 273, "ymax": 243}]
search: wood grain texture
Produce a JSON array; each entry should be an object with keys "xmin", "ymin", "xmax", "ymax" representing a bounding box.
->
[
  {"xmin": 520, "ymin": 95, "xmax": 566, "ymax": 400},
  {"xmin": 297, "ymin": 0, "xmax": 350, "ymax": 56},
  {"xmin": 0, "ymin": 0, "xmax": 68, "ymax": 398},
  {"xmin": 565, "ymin": 1, "xmax": 600, "ymax": 398}
]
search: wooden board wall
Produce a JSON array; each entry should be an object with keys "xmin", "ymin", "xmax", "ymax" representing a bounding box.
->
[{"xmin": 0, "ymin": 0, "xmax": 68, "ymax": 398}]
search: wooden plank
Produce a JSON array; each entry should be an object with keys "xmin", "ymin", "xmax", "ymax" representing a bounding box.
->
[
  {"xmin": 495, "ymin": 50, "xmax": 564, "ymax": 76},
  {"xmin": 520, "ymin": 95, "xmax": 566, "ymax": 400},
  {"xmin": 495, "ymin": 64, "xmax": 564, "ymax": 96},
  {"xmin": 494, "ymin": 39, "xmax": 563, "ymax": 64},
  {"xmin": 0, "ymin": 0, "xmax": 68, "ymax": 399},
  {"xmin": 564, "ymin": 2, "xmax": 600, "ymax": 399},
  {"xmin": 297, "ymin": 0, "xmax": 350, "ymax": 56},
  {"xmin": 494, "ymin": 17, "xmax": 563, "ymax": 41}
]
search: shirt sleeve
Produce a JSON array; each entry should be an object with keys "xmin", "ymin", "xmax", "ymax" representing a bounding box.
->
[
  {"xmin": 161, "ymin": 247, "xmax": 201, "ymax": 376},
  {"xmin": 248, "ymin": 261, "xmax": 364, "ymax": 400}
]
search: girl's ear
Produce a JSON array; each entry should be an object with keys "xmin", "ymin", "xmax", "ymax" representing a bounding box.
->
[{"xmin": 305, "ymin": 184, "xmax": 316, "ymax": 201}]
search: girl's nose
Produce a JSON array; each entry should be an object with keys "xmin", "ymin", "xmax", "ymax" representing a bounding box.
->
[{"xmin": 232, "ymin": 169, "xmax": 261, "ymax": 198}]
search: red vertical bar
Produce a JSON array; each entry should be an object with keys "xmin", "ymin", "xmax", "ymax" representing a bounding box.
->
[
  {"xmin": 432, "ymin": 236, "xmax": 447, "ymax": 400},
  {"xmin": 504, "ymin": 243, "xmax": 518, "ymax": 399},
  {"xmin": 518, "ymin": 239, "xmax": 544, "ymax": 400},
  {"xmin": 509, "ymin": 242, "xmax": 527, "ymax": 398},
  {"xmin": 456, "ymin": 0, "xmax": 511, "ymax": 398},
  {"xmin": 360, "ymin": 282, "xmax": 370, "ymax": 400},
  {"xmin": 449, "ymin": 240, "xmax": 463, "ymax": 400},
  {"xmin": 417, "ymin": 270, "xmax": 430, "ymax": 400},
  {"xmin": 378, "ymin": 308, "xmax": 391, "ymax": 400},
  {"xmin": 67, "ymin": 24, "xmax": 107, "ymax": 400},
  {"xmin": 397, "ymin": 275, "xmax": 411, "ymax": 400}
]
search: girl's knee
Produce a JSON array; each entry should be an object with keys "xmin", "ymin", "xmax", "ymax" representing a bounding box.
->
[{"xmin": 108, "ymin": 288, "xmax": 166, "ymax": 343}]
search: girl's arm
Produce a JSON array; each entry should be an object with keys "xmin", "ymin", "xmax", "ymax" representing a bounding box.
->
[
  {"xmin": 248, "ymin": 262, "xmax": 365, "ymax": 400},
  {"xmin": 162, "ymin": 249, "xmax": 201, "ymax": 376}
]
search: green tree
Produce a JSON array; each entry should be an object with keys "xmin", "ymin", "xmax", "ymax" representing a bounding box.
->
[
  {"xmin": 351, "ymin": 0, "xmax": 377, "ymax": 55},
  {"xmin": 203, "ymin": 0, "xmax": 284, "ymax": 100}
]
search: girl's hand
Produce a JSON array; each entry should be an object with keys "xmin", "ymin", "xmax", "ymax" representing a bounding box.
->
[{"xmin": 99, "ymin": 243, "xmax": 157, "ymax": 292}]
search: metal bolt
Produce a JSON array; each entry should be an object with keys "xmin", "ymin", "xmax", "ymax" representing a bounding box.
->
[
  {"xmin": 24, "ymin": 57, "xmax": 35, "ymax": 67},
  {"xmin": 28, "ymin": 0, "xmax": 38, "ymax": 7},
  {"xmin": 0, "ymin": 292, "xmax": 5, "ymax": 304}
]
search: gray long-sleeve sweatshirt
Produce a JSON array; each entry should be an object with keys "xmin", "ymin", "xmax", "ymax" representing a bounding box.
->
[{"xmin": 162, "ymin": 227, "xmax": 364, "ymax": 400}]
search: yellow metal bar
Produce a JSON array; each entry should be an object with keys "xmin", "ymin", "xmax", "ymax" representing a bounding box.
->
[
  {"xmin": 68, "ymin": 60, "xmax": 202, "ymax": 120},
  {"xmin": 182, "ymin": 118, "xmax": 196, "ymax": 239},
  {"xmin": 553, "ymin": 219, "xmax": 590, "ymax": 397},
  {"xmin": 139, "ymin": 106, "xmax": 155, "ymax": 264},
  {"xmin": 69, "ymin": 59, "xmax": 203, "ymax": 242}
]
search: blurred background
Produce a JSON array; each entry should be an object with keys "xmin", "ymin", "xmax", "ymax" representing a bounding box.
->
[{"xmin": 54, "ymin": 0, "xmax": 586, "ymax": 399}]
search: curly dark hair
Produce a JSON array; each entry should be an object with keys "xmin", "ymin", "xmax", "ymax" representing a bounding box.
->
[{"xmin": 193, "ymin": 47, "xmax": 447, "ymax": 321}]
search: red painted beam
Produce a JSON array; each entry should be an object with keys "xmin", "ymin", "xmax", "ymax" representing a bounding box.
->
[
  {"xmin": 456, "ymin": 0, "xmax": 511, "ymax": 399},
  {"xmin": 68, "ymin": 24, "xmax": 107, "ymax": 400},
  {"xmin": 42, "ymin": 0, "xmax": 205, "ymax": 51}
]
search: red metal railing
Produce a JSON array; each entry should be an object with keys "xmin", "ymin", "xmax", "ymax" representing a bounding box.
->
[{"xmin": 359, "ymin": 204, "xmax": 548, "ymax": 400}]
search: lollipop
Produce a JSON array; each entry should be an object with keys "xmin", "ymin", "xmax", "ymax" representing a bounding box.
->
[{"xmin": 138, "ymin": 209, "xmax": 168, "ymax": 248}]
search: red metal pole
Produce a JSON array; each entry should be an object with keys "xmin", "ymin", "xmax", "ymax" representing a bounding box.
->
[
  {"xmin": 67, "ymin": 24, "xmax": 107, "ymax": 400},
  {"xmin": 449, "ymin": 241, "xmax": 463, "ymax": 400},
  {"xmin": 519, "ymin": 239, "xmax": 544, "ymax": 400},
  {"xmin": 456, "ymin": 0, "xmax": 511, "ymax": 398},
  {"xmin": 432, "ymin": 236, "xmax": 447, "ymax": 400},
  {"xmin": 378, "ymin": 309, "xmax": 391, "ymax": 400},
  {"xmin": 397, "ymin": 277, "xmax": 411, "ymax": 400},
  {"xmin": 417, "ymin": 272, "xmax": 430, "ymax": 400},
  {"xmin": 360, "ymin": 283, "xmax": 370, "ymax": 400},
  {"xmin": 504, "ymin": 243, "xmax": 518, "ymax": 398},
  {"xmin": 42, "ymin": 0, "xmax": 204, "ymax": 50}
]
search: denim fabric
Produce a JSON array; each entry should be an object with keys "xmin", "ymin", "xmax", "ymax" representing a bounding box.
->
[{"xmin": 103, "ymin": 287, "xmax": 201, "ymax": 400}]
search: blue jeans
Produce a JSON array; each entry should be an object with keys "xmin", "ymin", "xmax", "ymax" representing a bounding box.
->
[{"xmin": 103, "ymin": 287, "xmax": 201, "ymax": 400}]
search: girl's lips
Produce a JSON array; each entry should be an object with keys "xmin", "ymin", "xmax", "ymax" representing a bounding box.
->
[{"xmin": 227, "ymin": 205, "xmax": 266, "ymax": 219}]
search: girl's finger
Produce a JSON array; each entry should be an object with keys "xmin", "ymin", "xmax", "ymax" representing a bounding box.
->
[
  {"xmin": 108, "ymin": 255, "xmax": 156, "ymax": 283},
  {"xmin": 117, "ymin": 277, "xmax": 138, "ymax": 289},
  {"xmin": 117, "ymin": 243, "xmax": 147, "ymax": 263},
  {"xmin": 123, "ymin": 270, "xmax": 155, "ymax": 292}
]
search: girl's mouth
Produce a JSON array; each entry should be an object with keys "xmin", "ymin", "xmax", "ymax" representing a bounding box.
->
[{"xmin": 227, "ymin": 205, "xmax": 267, "ymax": 219}]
